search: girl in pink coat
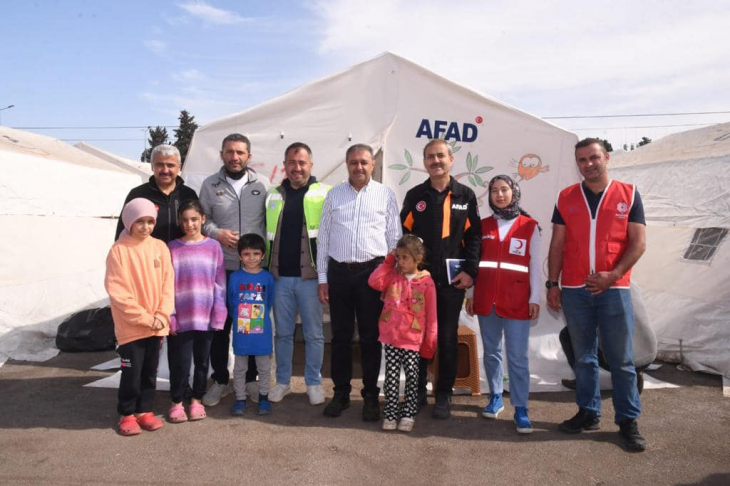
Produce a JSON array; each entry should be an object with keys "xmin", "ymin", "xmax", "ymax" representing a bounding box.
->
[{"xmin": 368, "ymin": 235, "xmax": 437, "ymax": 433}]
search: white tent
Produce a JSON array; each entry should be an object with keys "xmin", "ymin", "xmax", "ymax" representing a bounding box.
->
[
  {"xmin": 0, "ymin": 127, "xmax": 148, "ymax": 365},
  {"xmin": 183, "ymin": 52, "xmax": 586, "ymax": 391},
  {"xmin": 611, "ymin": 122, "xmax": 730, "ymax": 378},
  {"xmin": 74, "ymin": 141, "xmax": 152, "ymax": 177}
]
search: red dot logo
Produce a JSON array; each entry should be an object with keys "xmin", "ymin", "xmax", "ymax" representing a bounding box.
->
[
  {"xmin": 416, "ymin": 201, "xmax": 427, "ymax": 212},
  {"xmin": 475, "ymin": 116, "xmax": 483, "ymax": 124}
]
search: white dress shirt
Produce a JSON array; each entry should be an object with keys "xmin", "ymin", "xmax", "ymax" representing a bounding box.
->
[{"xmin": 316, "ymin": 179, "xmax": 402, "ymax": 284}]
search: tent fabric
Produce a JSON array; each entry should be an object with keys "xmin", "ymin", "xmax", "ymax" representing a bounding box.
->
[
  {"xmin": 611, "ymin": 122, "xmax": 730, "ymax": 378},
  {"xmin": 0, "ymin": 127, "xmax": 147, "ymax": 365},
  {"xmin": 183, "ymin": 52, "xmax": 586, "ymax": 392},
  {"xmin": 74, "ymin": 142, "xmax": 152, "ymax": 177}
]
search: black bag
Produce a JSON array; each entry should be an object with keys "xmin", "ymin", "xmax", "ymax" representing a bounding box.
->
[{"xmin": 56, "ymin": 307, "xmax": 116, "ymax": 352}]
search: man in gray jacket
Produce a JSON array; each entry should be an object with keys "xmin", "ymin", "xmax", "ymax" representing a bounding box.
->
[{"xmin": 199, "ymin": 133, "xmax": 269, "ymax": 406}]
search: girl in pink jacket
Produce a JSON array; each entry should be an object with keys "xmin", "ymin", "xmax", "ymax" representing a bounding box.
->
[{"xmin": 368, "ymin": 235, "xmax": 437, "ymax": 433}]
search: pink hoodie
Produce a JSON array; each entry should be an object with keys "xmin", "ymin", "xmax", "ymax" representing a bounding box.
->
[{"xmin": 368, "ymin": 253, "xmax": 437, "ymax": 358}]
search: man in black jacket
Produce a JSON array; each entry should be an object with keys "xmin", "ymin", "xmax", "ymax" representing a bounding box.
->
[
  {"xmin": 115, "ymin": 144, "xmax": 198, "ymax": 242},
  {"xmin": 400, "ymin": 139, "xmax": 481, "ymax": 419}
]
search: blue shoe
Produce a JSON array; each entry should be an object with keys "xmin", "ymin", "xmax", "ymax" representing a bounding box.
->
[
  {"xmin": 230, "ymin": 399, "xmax": 247, "ymax": 416},
  {"xmin": 514, "ymin": 406, "xmax": 533, "ymax": 434},
  {"xmin": 482, "ymin": 394, "xmax": 504, "ymax": 419},
  {"xmin": 258, "ymin": 395, "xmax": 272, "ymax": 416}
]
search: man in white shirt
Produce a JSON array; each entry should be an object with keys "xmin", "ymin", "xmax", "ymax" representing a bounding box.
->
[{"xmin": 317, "ymin": 144, "xmax": 402, "ymax": 421}]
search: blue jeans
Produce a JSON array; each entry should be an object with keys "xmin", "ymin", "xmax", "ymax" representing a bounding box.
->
[
  {"xmin": 562, "ymin": 287, "xmax": 641, "ymax": 422},
  {"xmin": 478, "ymin": 308, "xmax": 531, "ymax": 408},
  {"xmin": 273, "ymin": 277, "xmax": 324, "ymax": 386}
]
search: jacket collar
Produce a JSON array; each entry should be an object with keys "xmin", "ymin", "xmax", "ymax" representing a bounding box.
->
[{"xmin": 148, "ymin": 175, "xmax": 186, "ymax": 193}]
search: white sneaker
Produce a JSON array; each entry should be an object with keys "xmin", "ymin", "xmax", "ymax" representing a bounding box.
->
[
  {"xmin": 306, "ymin": 384, "xmax": 325, "ymax": 405},
  {"xmin": 269, "ymin": 383, "xmax": 291, "ymax": 403},
  {"xmin": 246, "ymin": 381, "xmax": 259, "ymax": 403},
  {"xmin": 202, "ymin": 382, "xmax": 231, "ymax": 407},
  {"xmin": 382, "ymin": 419, "xmax": 397, "ymax": 431},
  {"xmin": 398, "ymin": 417, "xmax": 415, "ymax": 432}
]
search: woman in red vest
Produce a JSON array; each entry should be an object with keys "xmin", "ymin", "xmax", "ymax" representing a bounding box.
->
[{"xmin": 466, "ymin": 175, "xmax": 541, "ymax": 434}]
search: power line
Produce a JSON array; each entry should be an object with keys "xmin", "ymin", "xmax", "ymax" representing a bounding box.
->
[
  {"xmin": 545, "ymin": 110, "xmax": 730, "ymax": 119},
  {"xmin": 567, "ymin": 123, "xmax": 712, "ymax": 130},
  {"xmin": 60, "ymin": 138, "xmax": 142, "ymax": 141},
  {"xmin": 16, "ymin": 125, "xmax": 179, "ymax": 130}
]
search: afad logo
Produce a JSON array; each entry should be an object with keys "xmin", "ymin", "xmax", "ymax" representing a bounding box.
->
[{"xmin": 415, "ymin": 118, "xmax": 478, "ymax": 142}]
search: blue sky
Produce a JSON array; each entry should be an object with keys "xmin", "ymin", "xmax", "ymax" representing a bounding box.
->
[{"xmin": 2, "ymin": 0, "xmax": 729, "ymax": 160}]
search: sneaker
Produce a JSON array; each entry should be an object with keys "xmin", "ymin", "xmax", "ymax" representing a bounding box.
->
[
  {"xmin": 382, "ymin": 419, "xmax": 397, "ymax": 431},
  {"xmin": 202, "ymin": 382, "xmax": 231, "ymax": 407},
  {"xmin": 246, "ymin": 381, "xmax": 259, "ymax": 403},
  {"xmin": 136, "ymin": 412, "xmax": 164, "ymax": 432},
  {"xmin": 482, "ymin": 393, "xmax": 505, "ymax": 419},
  {"xmin": 432, "ymin": 393, "xmax": 451, "ymax": 419},
  {"xmin": 269, "ymin": 383, "xmax": 292, "ymax": 403},
  {"xmin": 514, "ymin": 406, "xmax": 533, "ymax": 434},
  {"xmin": 398, "ymin": 417, "xmax": 415, "ymax": 432},
  {"xmin": 362, "ymin": 394, "xmax": 380, "ymax": 422},
  {"xmin": 258, "ymin": 394, "xmax": 272, "ymax": 415},
  {"xmin": 618, "ymin": 419, "xmax": 647, "ymax": 452},
  {"xmin": 559, "ymin": 409, "xmax": 601, "ymax": 434},
  {"xmin": 168, "ymin": 403, "xmax": 188, "ymax": 423},
  {"xmin": 118, "ymin": 415, "xmax": 141, "ymax": 436},
  {"xmin": 323, "ymin": 393, "xmax": 351, "ymax": 417},
  {"xmin": 230, "ymin": 399, "xmax": 247, "ymax": 416},
  {"xmin": 307, "ymin": 384, "xmax": 326, "ymax": 405}
]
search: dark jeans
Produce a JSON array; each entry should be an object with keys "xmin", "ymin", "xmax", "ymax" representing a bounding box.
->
[
  {"xmin": 418, "ymin": 284, "xmax": 465, "ymax": 396},
  {"xmin": 168, "ymin": 331, "xmax": 214, "ymax": 403},
  {"xmin": 560, "ymin": 326, "xmax": 650, "ymax": 374},
  {"xmin": 210, "ymin": 270, "xmax": 257, "ymax": 385},
  {"xmin": 117, "ymin": 336, "xmax": 161, "ymax": 416},
  {"xmin": 328, "ymin": 258, "xmax": 384, "ymax": 397}
]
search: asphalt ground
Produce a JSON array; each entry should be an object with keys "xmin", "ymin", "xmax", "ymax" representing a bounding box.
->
[{"xmin": 0, "ymin": 345, "xmax": 728, "ymax": 485}]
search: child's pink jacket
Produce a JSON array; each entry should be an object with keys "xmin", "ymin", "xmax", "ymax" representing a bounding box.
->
[{"xmin": 368, "ymin": 254, "xmax": 437, "ymax": 359}]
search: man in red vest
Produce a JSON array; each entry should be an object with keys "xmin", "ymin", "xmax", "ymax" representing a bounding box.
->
[{"xmin": 547, "ymin": 138, "xmax": 648, "ymax": 452}]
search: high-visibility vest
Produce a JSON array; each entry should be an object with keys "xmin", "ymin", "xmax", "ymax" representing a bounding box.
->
[
  {"xmin": 557, "ymin": 180, "xmax": 635, "ymax": 288},
  {"xmin": 473, "ymin": 215, "xmax": 537, "ymax": 320},
  {"xmin": 264, "ymin": 182, "xmax": 331, "ymax": 268}
]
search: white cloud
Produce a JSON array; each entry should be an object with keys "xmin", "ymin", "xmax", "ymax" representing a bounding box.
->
[
  {"xmin": 144, "ymin": 39, "xmax": 167, "ymax": 55},
  {"xmin": 310, "ymin": 0, "xmax": 730, "ymax": 119},
  {"xmin": 178, "ymin": 1, "xmax": 251, "ymax": 25}
]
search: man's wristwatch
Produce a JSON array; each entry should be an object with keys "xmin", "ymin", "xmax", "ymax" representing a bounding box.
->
[{"xmin": 545, "ymin": 281, "xmax": 560, "ymax": 289}]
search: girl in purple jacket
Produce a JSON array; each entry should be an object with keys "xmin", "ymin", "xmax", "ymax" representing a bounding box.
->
[{"xmin": 368, "ymin": 235, "xmax": 437, "ymax": 433}]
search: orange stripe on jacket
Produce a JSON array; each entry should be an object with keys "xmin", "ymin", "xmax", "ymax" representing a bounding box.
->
[
  {"xmin": 403, "ymin": 211, "xmax": 415, "ymax": 232},
  {"xmin": 442, "ymin": 192, "xmax": 451, "ymax": 239}
]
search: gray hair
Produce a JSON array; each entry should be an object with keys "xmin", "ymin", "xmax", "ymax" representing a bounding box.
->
[
  {"xmin": 422, "ymin": 139, "xmax": 452, "ymax": 158},
  {"xmin": 150, "ymin": 144, "xmax": 181, "ymax": 164},
  {"xmin": 346, "ymin": 143, "xmax": 374, "ymax": 159}
]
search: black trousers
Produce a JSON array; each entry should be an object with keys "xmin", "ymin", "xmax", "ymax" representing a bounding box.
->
[
  {"xmin": 168, "ymin": 331, "xmax": 214, "ymax": 403},
  {"xmin": 117, "ymin": 336, "xmax": 161, "ymax": 416},
  {"xmin": 209, "ymin": 270, "xmax": 257, "ymax": 385},
  {"xmin": 328, "ymin": 258, "xmax": 384, "ymax": 397},
  {"xmin": 418, "ymin": 284, "xmax": 465, "ymax": 396}
]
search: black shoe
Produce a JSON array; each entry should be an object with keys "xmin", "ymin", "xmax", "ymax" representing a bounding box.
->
[
  {"xmin": 559, "ymin": 409, "xmax": 601, "ymax": 434},
  {"xmin": 416, "ymin": 390, "xmax": 428, "ymax": 414},
  {"xmin": 323, "ymin": 394, "xmax": 351, "ymax": 417},
  {"xmin": 619, "ymin": 419, "xmax": 647, "ymax": 452},
  {"xmin": 637, "ymin": 372, "xmax": 644, "ymax": 395},
  {"xmin": 561, "ymin": 378, "xmax": 577, "ymax": 390},
  {"xmin": 362, "ymin": 394, "xmax": 380, "ymax": 422},
  {"xmin": 432, "ymin": 393, "xmax": 451, "ymax": 419}
]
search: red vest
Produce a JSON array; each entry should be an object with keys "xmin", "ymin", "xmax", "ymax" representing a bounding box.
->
[
  {"xmin": 473, "ymin": 215, "xmax": 537, "ymax": 320},
  {"xmin": 557, "ymin": 180, "xmax": 635, "ymax": 288}
]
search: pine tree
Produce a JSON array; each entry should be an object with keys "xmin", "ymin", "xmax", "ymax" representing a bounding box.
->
[
  {"xmin": 638, "ymin": 136, "xmax": 652, "ymax": 147},
  {"xmin": 140, "ymin": 126, "xmax": 170, "ymax": 162},
  {"xmin": 174, "ymin": 110, "xmax": 199, "ymax": 165}
]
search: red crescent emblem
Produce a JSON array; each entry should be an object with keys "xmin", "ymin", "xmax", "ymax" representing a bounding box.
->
[
  {"xmin": 416, "ymin": 201, "xmax": 427, "ymax": 212},
  {"xmin": 515, "ymin": 240, "xmax": 524, "ymax": 249}
]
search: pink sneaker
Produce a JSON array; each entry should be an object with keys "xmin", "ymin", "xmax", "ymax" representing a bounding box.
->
[
  {"xmin": 168, "ymin": 404, "xmax": 188, "ymax": 423},
  {"xmin": 137, "ymin": 412, "xmax": 164, "ymax": 431},
  {"xmin": 188, "ymin": 402, "xmax": 207, "ymax": 421}
]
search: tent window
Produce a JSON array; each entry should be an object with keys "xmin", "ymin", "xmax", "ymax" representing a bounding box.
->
[{"xmin": 683, "ymin": 228, "xmax": 728, "ymax": 262}]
